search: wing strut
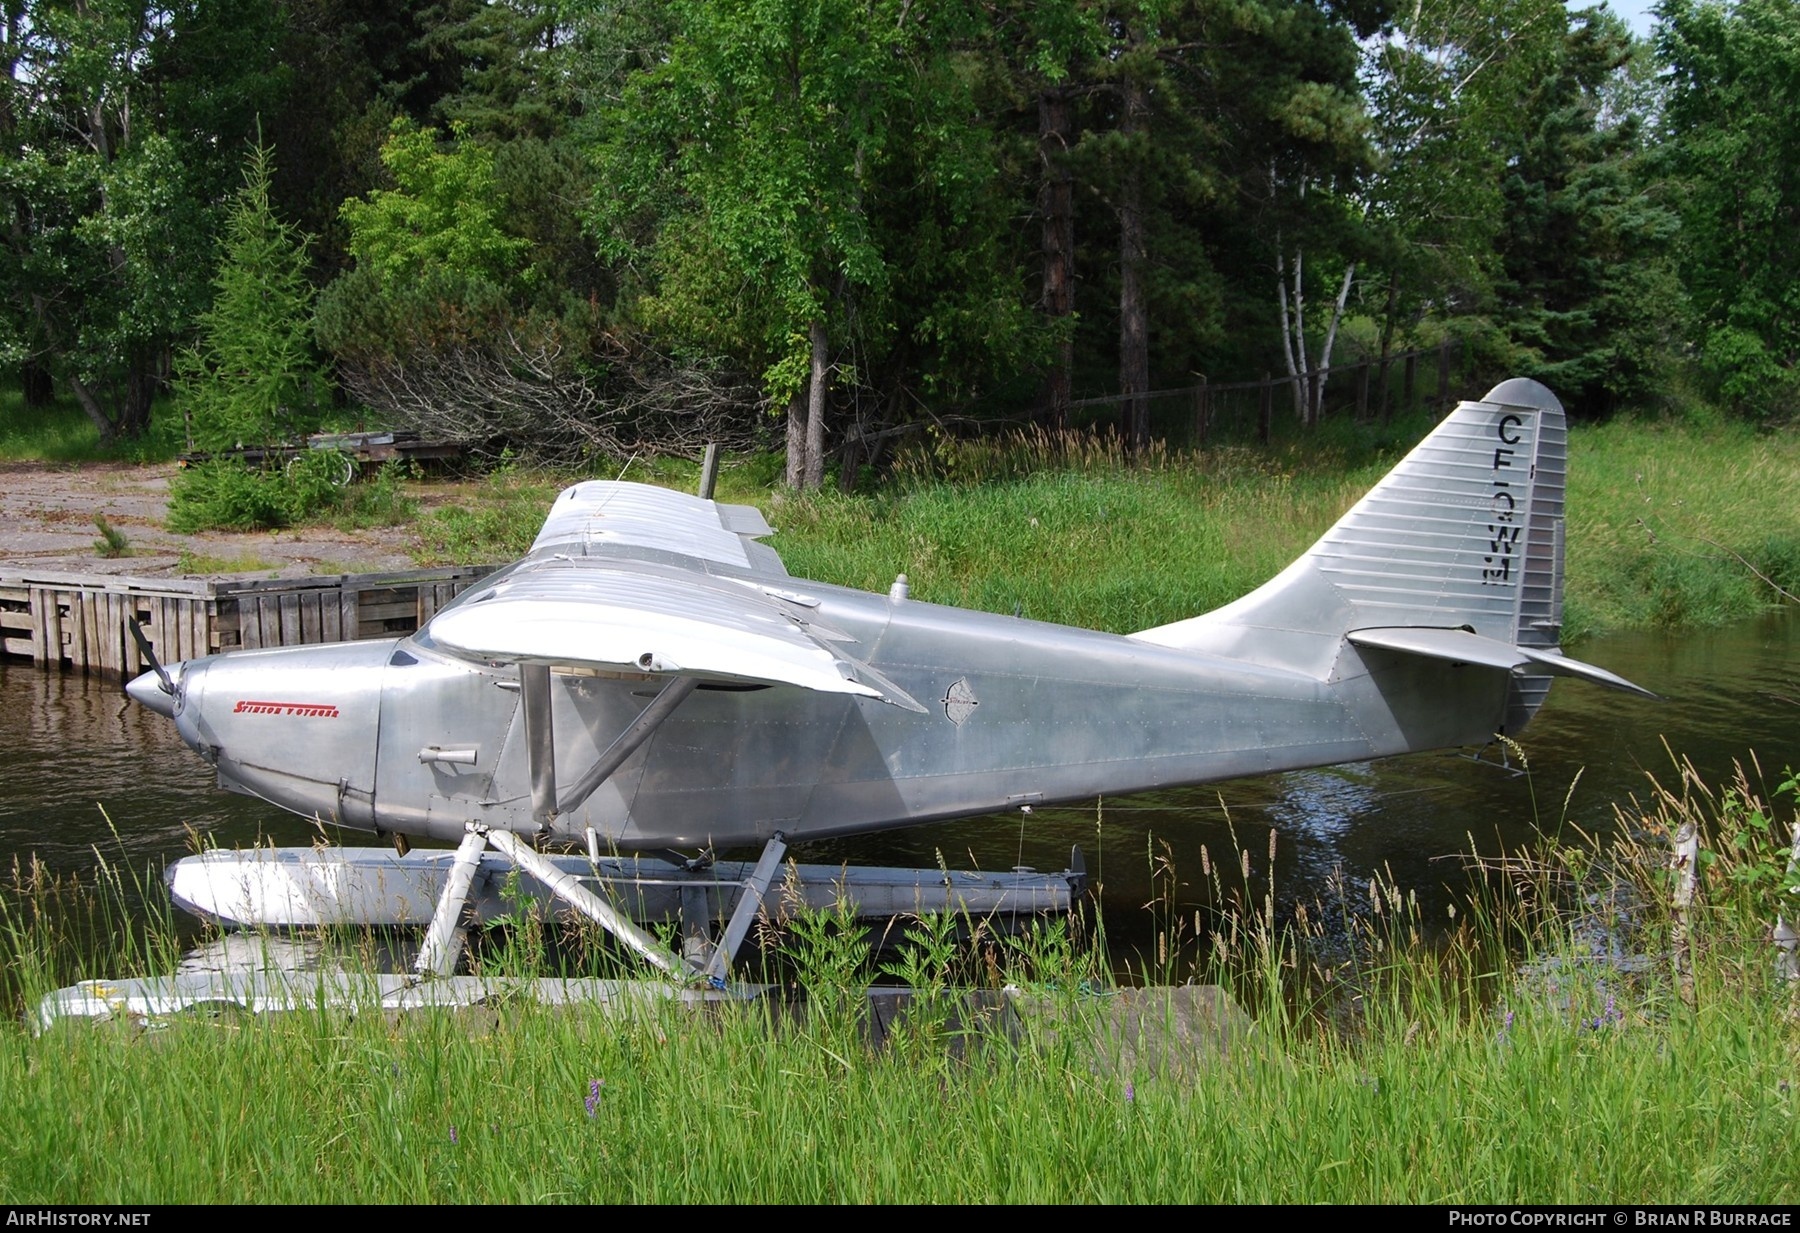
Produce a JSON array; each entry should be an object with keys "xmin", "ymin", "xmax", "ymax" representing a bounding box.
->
[
  {"xmin": 521, "ymin": 669, "xmax": 699, "ymax": 825},
  {"xmin": 451, "ymin": 669, "xmax": 782, "ymax": 985},
  {"xmin": 522, "ymin": 664, "xmax": 557, "ymax": 823},
  {"xmin": 557, "ymin": 677, "xmax": 698, "ymax": 817}
]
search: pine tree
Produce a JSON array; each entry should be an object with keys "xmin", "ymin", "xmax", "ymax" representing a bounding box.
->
[{"xmin": 176, "ymin": 139, "xmax": 323, "ymax": 452}]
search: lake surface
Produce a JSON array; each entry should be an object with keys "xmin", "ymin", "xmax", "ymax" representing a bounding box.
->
[{"xmin": 2, "ymin": 609, "xmax": 1794, "ymax": 969}]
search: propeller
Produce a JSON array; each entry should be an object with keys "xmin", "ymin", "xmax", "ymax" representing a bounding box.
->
[{"xmin": 126, "ymin": 615, "xmax": 174, "ymax": 696}]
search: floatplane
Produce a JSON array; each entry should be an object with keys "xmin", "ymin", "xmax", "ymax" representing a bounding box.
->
[{"xmin": 43, "ymin": 378, "xmax": 1652, "ymax": 1023}]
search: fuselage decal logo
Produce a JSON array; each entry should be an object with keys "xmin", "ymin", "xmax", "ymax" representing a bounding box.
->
[{"xmin": 233, "ymin": 700, "xmax": 340, "ymax": 718}]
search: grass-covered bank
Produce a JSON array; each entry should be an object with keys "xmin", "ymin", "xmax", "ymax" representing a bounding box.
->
[
  {"xmin": 2, "ymin": 764, "xmax": 1796, "ymax": 1203},
  {"xmin": 1566, "ymin": 420, "xmax": 1800, "ymax": 634},
  {"xmin": 414, "ymin": 416, "xmax": 1800, "ymax": 641},
  {"xmin": 7, "ymin": 387, "xmax": 1796, "ymax": 638},
  {"xmin": 1, "ymin": 972, "xmax": 1793, "ymax": 1203}
]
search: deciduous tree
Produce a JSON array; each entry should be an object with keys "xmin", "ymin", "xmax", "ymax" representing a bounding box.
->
[
  {"xmin": 0, "ymin": 0, "xmax": 288, "ymax": 442},
  {"xmin": 1658, "ymin": 0, "xmax": 1800, "ymax": 415},
  {"xmin": 588, "ymin": 0, "xmax": 1053, "ymax": 487}
]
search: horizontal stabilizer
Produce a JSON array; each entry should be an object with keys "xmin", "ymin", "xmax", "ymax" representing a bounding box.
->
[{"xmin": 1347, "ymin": 627, "xmax": 1657, "ymax": 698}]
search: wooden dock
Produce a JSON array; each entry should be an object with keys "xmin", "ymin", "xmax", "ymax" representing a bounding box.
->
[{"xmin": 0, "ymin": 565, "xmax": 497, "ymax": 678}]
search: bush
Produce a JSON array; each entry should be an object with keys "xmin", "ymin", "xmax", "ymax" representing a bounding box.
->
[
  {"xmin": 333, "ymin": 459, "xmax": 416, "ymax": 529},
  {"xmin": 166, "ymin": 459, "xmax": 295, "ymax": 532},
  {"xmin": 282, "ymin": 448, "xmax": 352, "ymax": 519},
  {"xmin": 166, "ymin": 454, "xmax": 414, "ymax": 533}
]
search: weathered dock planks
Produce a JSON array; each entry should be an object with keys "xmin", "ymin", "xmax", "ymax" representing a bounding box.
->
[{"xmin": 0, "ymin": 565, "xmax": 496, "ymax": 679}]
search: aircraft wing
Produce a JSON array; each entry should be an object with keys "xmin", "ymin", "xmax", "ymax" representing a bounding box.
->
[
  {"xmin": 425, "ymin": 481, "xmax": 924, "ymax": 710},
  {"xmin": 1347, "ymin": 627, "xmax": 1657, "ymax": 698},
  {"xmin": 528, "ymin": 480, "xmax": 789, "ymax": 575}
]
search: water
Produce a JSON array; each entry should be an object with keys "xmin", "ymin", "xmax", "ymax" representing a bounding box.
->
[
  {"xmin": 2, "ymin": 610, "xmax": 1795, "ymax": 967},
  {"xmin": 833, "ymin": 609, "xmax": 1799, "ymax": 958}
]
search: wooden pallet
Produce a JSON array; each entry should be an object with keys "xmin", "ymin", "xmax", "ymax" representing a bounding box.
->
[{"xmin": 0, "ymin": 566, "xmax": 496, "ymax": 678}]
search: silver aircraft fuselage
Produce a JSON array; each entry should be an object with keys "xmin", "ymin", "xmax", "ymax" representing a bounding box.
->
[
  {"xmin": 128, "ymin": 379, "xmax": 1649, "ymax": 855},
  {"xmin": 142, "ymin": 569, "xmax": 1497, "ymax": 850}
]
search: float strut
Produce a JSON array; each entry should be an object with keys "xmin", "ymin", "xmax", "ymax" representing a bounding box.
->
[
  {"xmin": 413, "ymin": 825, "xmax": 490, "ymax": 978},
  {"xmin": 486, "ymin": 829, "xmax": 690, "ymax": 978},
  {"xmin": 702, "ymin": 833, "xmax": 788, "ymax": 986}
]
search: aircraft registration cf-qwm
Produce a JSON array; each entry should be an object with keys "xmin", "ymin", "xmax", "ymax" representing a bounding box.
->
[{"xmin": 125, "ymin": 377, "xmax": 1650, "ymax": 985}]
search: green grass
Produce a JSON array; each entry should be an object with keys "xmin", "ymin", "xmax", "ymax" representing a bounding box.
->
[
  {"xmin": 800, "ymin": 416, "xmax": 1799, "ymax": 637},
  {"xmin": 764, "ymin": 463, "xmax": 1375, "ymax": 632},
  {"xmin": 409, "ymin": 423, "xmax": 1412, "ymax": 632},
  {"xmin": 1, "ymin": 764, "xmax": 1795, "ymax": 1203},
  {"xmin": 0, "ymin": 386, "xmax": 184, "ymax": 463},
  {"xmin": 0, "ymin": 388, "xmax": 110, "ymax": 461},
  {"xmin": 175, "ymin": 548, "xmax": 282, "ymax": 576},
  {"xmin": 0, "ymin": 978, "xmax": 1791, "ymax": 1203},
  {"xmin": 411, "ymin": 468, "xmax": 575, "ymax": 564},
  {"xmin": 1565, "ymin": 419, "xmax": 1800, "ymax": 637}
]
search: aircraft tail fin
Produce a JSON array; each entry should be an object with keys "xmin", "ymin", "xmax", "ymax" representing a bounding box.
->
[{"xmin": 1131, "ymin": 377, "xmax": 1649, "ymax": 732}]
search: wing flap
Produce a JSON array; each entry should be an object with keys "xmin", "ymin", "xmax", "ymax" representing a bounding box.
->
[{"xmin": 1347, "ymin": 627, "xmax": 1657, "ymax": 698}]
